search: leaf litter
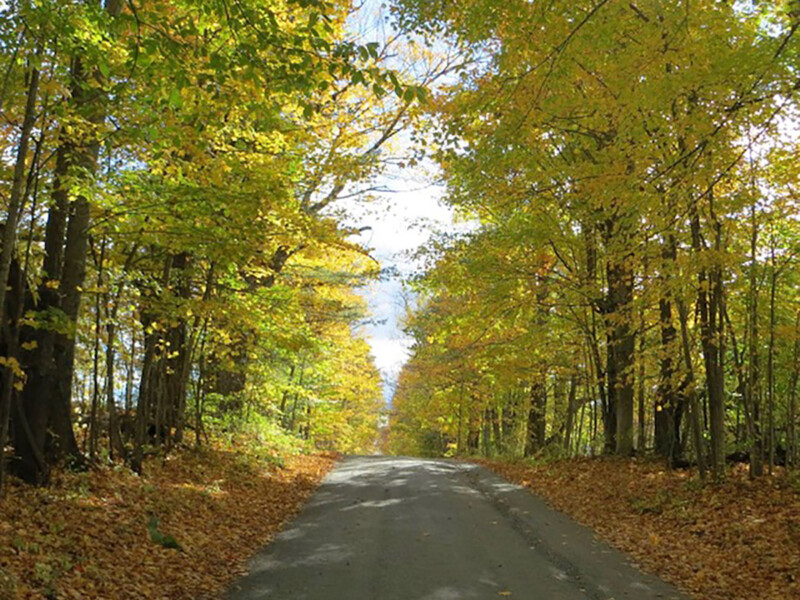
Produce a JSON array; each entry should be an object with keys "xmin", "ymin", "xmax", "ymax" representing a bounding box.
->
[
  {"xmin": 0, "ymin": 449, "xmax": 335, "ymax": 600},
  {"xmin": 475, "ymin": 457, "xmax": 800, "ymax": 600}
]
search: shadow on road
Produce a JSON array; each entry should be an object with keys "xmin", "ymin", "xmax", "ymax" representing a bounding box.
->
[{"xmin": 225, "ymin": 456, "xmax": 686, "ymax": 600}]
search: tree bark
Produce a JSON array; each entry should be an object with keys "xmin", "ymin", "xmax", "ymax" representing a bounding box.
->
[
  {"xmin": 0, "ymin": 58, "xmax": 40, "ymax": 488},
  {"xmin": 677, "ymin": 298, "xmax": 707, "ymax": 480},
  {"xmin": 14, "ymin": 0, "xmax": 123, "ymax": 482},
  {"xmin": 767, "ymin": 238, "xmax": 777, "ymax": 474},
  {"xmin": 636, "ymin": 322, "xmax": 646, "ymax": 452},
  {"xmin": 603, "ymin": 216, "xmax": 635, "ymax": 456},
  {"xmin": 655, "ymin": 235, "xmax": 683, "ymax": 465},
  {"xmin": 563, "ymin": 375, "xmax": 577, "ymax": 454},
  {"xmin": 788, "ymin": 311, "xmax": 799, "ymax": 469},
  {"xmin": 690, "ymin": 202, "xmax": 726, "ymax": 480},
  {"xmin": 746, "ymin": 200, "xmax": 763, "ymax": 477},
  {"xmin": 525, "ymin": 377, "xmax": 547, "ymax": 455}
]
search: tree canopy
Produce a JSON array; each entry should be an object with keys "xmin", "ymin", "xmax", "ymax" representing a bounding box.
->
[
  {"xmin": 0, "ymin": 0, "xmax": 436, "ymax": 484},
  {"xmin": 390, "ymin": 0, "xmax": 800, "ymax": 481}
]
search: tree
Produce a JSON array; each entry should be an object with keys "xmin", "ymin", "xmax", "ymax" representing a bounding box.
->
[{"xmin": 389, "ymin": 0, "xmax": 800, "ymax": 475}]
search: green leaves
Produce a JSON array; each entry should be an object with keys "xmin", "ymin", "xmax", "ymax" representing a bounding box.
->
[
  {"xmin": 390, "ymin": 0, "xmax": 800, "ymax": 463},
  {"xmin": 147, "ymin": 516, "xmax": 182, "ymax": 552},
  {"xmin": 403, "ymin": 85, "xmax": 427, "ymax": 103}
]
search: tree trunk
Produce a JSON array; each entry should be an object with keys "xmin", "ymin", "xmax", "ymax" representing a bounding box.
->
[
  {"xmin": 13, "ymin": 0, "xmax": 123, "ymax": 483},
  {"xmin": 690, "ymin": 203, "xmax": 726, "ymax": 480},
  {"xmin": 655, "ymin": 236, "xmax": 682, "ymax": 465},
  {"xmin": 563, "ymin": 375, "xmax": 577, "ymax": 454},
  {"xmin": 525, "ymin": 377, "xmax": 547, "ymax": 455},
  {"xmin": 501, "ymin": 390, "xmax": 517, "ymax": 455},
  {"xmin": 746, "ymin": 200, "xmax": 763, "ymax": 477},
  {"xmin": 105, "ymin": 317, "xmax": 123, "ymax": 460},
  {"xmin": 165, "ymin": 252, "xmax": 192, "ymax": 446},
  {"xmin": 481, "ymin": 408, "xmax": 492, "ymax": 457},
  {"xmin": 124, "ymin": 335, "xmax": 135, "ymax": 414},
  {"xmin": 0, "ymin": 58, "xmax": 40, "ymax": 488},
  {"xmin": 788, "ymin": 311, "xmax": 799, "ymax": 469},
  {"xmin": 103, "ymin": 262, "xmax": 127, "ymax": 461},
  {"xmin": 767, "ymin": 238, "xmax": 777, "ymax": 475},
  {"xmin": 575, "ymin": 391, "xmax": 587, "ymax": 456},
  {"xmin": 636, "ymin": 324, "xmax": 646, "ymax": 452},
  {"xmin": 131, "ymin": 317, "xmax": 156, "ymax": 475},
  {"xmin": 677, "ymin": 298, "xmax": 707, "ymax": 480},
  {"xmin": 490, "ymin": 406, "xmax": 501, "ymax": 454},
  {"xmin": 88, "ymin": 241, "xmax": 105, "ymax": 461},
  {"xmin": 603, "ymin": 221, "xmax": 635, "ymax": 456}
]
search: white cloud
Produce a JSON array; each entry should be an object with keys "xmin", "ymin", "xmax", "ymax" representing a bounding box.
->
[
  {"xmin": 336, "ymin": 174, "xmax": 455, "ymax": 403},
  {"xmin": 368, "ymin": 337, "xmax": 414, "ymax": 376}
]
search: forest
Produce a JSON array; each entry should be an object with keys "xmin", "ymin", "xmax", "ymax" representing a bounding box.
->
[
  {"xmin": 1, "ymin": 0, "xmax": 799, "ymax": 599},
  {"xmin": 390, "ymin": 0, "xmax": 800, "ymax": 482},
  {"xmin": 0, "ymin": 0, "xmax": 415, "ymax": 595},
  {"xmin": 0, "ymin": 0, "xmax": 410, "ymax": 489}
]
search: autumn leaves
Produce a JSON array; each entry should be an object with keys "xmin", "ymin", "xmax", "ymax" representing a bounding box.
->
[{"xmin": 391, "ymin": 0, "xmax": 800, "ymax": 478}]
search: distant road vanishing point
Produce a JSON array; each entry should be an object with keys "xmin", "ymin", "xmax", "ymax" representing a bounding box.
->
[{"xmin": 225, "ymin": 456, "xmax": 687, "ymax": 600}]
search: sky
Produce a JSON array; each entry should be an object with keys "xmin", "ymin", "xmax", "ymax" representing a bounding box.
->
[
  {"xmin": 338, "ymin": 173, "xmax": 455, "ymax": 402},
  {"xmin": 337, "ymin": 1, "xmax": 461, "ymax": 403}
]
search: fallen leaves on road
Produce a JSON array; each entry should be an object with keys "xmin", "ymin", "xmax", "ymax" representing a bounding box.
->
[
  {"xmin": 0, "ymin": 449, "xmax": 336, "ymax": 600},
  {"xmin": 475, "ymin": 457, "xmax": 800, "ymax": 600}
]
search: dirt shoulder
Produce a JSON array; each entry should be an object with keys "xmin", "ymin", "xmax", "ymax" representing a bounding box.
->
[
  {"xmin": 474, "ymin": 457, "xmax": 800, "ymax": 600},
  {"xmin": 0, "ymin": 450, "xmax": 336, "ymax": 600}
]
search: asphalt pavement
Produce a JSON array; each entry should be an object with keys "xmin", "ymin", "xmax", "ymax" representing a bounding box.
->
[{"xmin": 225, "ymin": 456, "xmax": 688, "ymax": 600}]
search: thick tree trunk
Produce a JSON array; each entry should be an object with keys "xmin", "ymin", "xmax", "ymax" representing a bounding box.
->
[
  {"xmin": 466, "ymin": 401, "xmax": 480, "ymax": 454},
  {"xmin": 501, "ymin": 390, "xmax": 518, "ymax": 454},
  {"xmin": 655, "ymin": 236, "xmax": 683, "ymax": 465},
  {"xmin": 604, "ymin": 240, "xmax": 635, "ymax": 456},
  {"xmin": 481, "ymin": 408, "xmax": 492, "ymax": 457},
  {"xmin": 490, "ymin": 406, "xmax": 501, "ymax": 454},
  {"xmin": 165, "ymin": 252, "xmax": 192, "ymax": 446},
  {"xmin": 13, "ymin": 1, "xmax": 123, "ymax": 482},
  {"xmin": 131, "ymin": 255, "xmax": 173, "ymax": 473},
  {"xmin": 0, "ymin": 60, "xmax": 40, "ymax": 488},
  {"xmin": 525, "ymin": 377, "xmax": 547, "ymax": 455}
]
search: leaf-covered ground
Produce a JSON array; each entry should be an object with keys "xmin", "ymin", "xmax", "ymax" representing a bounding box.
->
[
  {"xmin": 475, "ymin": 457, "xmax": 800, "ymax": 600},
  {"xmin": 0, "ymin": 450, "xmax": 336, "ymax": 600}
]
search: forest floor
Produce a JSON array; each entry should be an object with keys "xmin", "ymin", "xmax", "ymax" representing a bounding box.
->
[
  {"xmin": 0, "ymin": 446, "xmax": 336, "ymax": 600},
  {"xmin": 474, "ymin": 457, "xmax": 800, "ymax": 600}
]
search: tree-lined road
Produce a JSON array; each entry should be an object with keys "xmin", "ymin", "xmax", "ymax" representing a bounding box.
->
[{"xmin": 226, "ymin": 456, "xmax": 686, "ymax": 600}]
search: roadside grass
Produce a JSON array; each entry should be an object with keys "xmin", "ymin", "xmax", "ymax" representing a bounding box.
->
[
  {"xmin": 475, "ymin": 457, "xmax": 800, "ymax": 600},
  {"xmin": 0, "ymin": 444, "xmax": 336, "ymax": 600}
]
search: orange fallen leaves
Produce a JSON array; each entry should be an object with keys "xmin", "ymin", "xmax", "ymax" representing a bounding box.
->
[
  {"xmin": 475, "ymin": 458, "xmax": 800, "ymax": 600},
  {"xmin": 0, "ymin": 449, "xmax": 336, "ymax": 600}
]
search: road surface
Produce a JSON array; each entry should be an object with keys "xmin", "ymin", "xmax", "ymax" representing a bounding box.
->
[{"xmin": 225, "ymin": 456, "xmax": 687, "ymax": 600}]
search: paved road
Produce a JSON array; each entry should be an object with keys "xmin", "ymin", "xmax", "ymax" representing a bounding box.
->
[{"xmin": 226, "ymin": 456, "xmax": 687, "ymax": 600}]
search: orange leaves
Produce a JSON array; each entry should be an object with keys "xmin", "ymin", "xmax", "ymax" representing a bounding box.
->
[
  {"xmin": 476, "ymin": 457, "xmax": 800, "ymax": 600},
  {"xmin": 0, "ymin": 450, "xmax": 335, "ymax": 600}
]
